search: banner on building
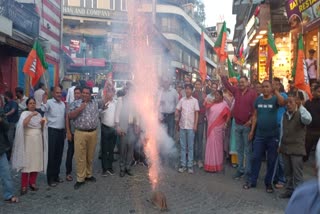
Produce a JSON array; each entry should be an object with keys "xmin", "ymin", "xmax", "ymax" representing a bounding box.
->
[
  {"xmin": 70, "ymin": 39, "xmax": 80, "ymax": 52},
  {"xmin": 286, "ymin": 0, "xmax": 320, "ymax": 29}
]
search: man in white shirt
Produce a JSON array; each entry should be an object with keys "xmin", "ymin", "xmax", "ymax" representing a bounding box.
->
[
  {"xmin": 115, "ymin": 85, "xmax": 138, "ymax": 177},
  {"xmin": 34, "ymin": 83, "xmax": 46, "ymax": 116},
  {"xmin": 15, "ymin": 87, "xmax": 28, "ymax": 115},
  {"xmin": 100, "ymin": 89, "xmax": 117, "ymax": 176},
  {"xmin": 306, "ymin": 49, "xmax": 317, "ymax": 85},
  {"xmin": 66, "ymin": 82, "xmax": 78, "ymax": 104},
  {"xmin": 41, "ymin": 86, "xmax": 66, "ymax": 187},
  {"xmin": 159, "ymin": 79, "xmax": 179, "ymax": 139}
]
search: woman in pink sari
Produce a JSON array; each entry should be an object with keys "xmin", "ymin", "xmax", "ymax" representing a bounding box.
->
[{"xmin": 204, "ymin": 90, "xmax": 231, "ymax": 172}]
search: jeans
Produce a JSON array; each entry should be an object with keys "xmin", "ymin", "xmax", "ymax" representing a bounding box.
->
[
  {"xmin": 162, "ymin": 113, "xmax": 175, "ymax": 139},
  {"xmin": 274, "ymin": 154, "xmax": 286, "ymax": 184},
  {"xmin": 235, "ymin": 123, "xmax": 252, "ymax": 180},
  {"xmin": 180, "ymin": 129, "xmax": 195, "ymax": 168},
  {"xmin": 194, "ymin": 123, "xmax": 205, "ymax": 162},
  {"xmin": 0, "ymin": 153, "xmax": 14, "ymax": 200},
  {"xmin": 250, "ymin": 136, "xmax": 278, "ymax": 186}
]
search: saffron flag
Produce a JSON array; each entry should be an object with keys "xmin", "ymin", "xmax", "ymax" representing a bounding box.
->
[
  {"xmin": 227, "ymin": 57, "xmax": 239, "ymax": 79},
  {"xmin": 199, "ymin": 31, "xmax": 206, "ymax": 83},
  {"xmin": 214, "ymin": 21, "xmax": 228, "ymax": 62},
  {"xmin": 23, "ymin": 40, "xmax": 48, "ymax": 86},
  {"xmin": 294, "ymin": 34, "xmax": 312, "ymax": 99},
  {"xmin": 266, "ymin": 22, "xmax": 278, "ymax": 74}
]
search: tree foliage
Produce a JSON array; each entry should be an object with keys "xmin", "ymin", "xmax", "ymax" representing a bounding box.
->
[
  {"xmin": 175, "ymin": 0, "xmax": 206, "ymax": 28},
  {"xmin": 193, "ymin": 0, "xmax": 206, "ymax": 28}
]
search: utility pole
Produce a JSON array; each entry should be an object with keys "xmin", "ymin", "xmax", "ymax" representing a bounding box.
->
[{"xmin": 152, "ymin": 0, "xmax": 156, "ymax": 25}]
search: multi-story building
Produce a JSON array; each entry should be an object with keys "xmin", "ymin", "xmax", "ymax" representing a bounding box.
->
[
  {"xmin": 62, "ymin": 0, "xmax": 216, "ymax": 84},
  {"xmin": 62, "ymin": 0, "xmax": 129, "ymax": 84},
  {"xmin": 142, "ymin": 0, "xmax": 216, "ymax": 81},
  {"xmin": 0, "ymin": 0, "xmax": 62, "ymax": 95}
]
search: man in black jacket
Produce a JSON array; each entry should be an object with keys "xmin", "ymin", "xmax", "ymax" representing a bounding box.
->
[
  {"xmin": 0, "ymin": 109, "xmax": 18, "ymax": 202},
  {"xmin": 304, "ymin": 85, "xmax": 320, "ymax": 162}
]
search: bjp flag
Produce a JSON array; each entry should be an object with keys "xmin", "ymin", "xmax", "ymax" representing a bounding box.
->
[
  {"xmin": 294, "ymin": 34, "xmax": 312, "ymax": 99},
  {"xmin": 23, "ymin": 40, "xmax": 48, "ymax": 86}
]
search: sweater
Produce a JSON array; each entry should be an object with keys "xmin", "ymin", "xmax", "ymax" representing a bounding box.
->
[{"xmin": 280, "ymin": 106, "xmax": 312, "ymax": 156}]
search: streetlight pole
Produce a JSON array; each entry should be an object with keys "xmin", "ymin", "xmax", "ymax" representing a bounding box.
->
[{"xmin": 152, "ymin": 0, "xmax": 156, "ymax": 25}]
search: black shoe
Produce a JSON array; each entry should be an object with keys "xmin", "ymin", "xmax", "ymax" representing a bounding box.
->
[
  {"xmin": 85, "ymin": 176, "xmax": 96, "ymax": 182},
  {"xmin": 120, "ymin": 171, "xmax": 125, "ymax": 177},
  {"xmin": 279, "ymin": 191, "xmax": 292, "ymax": 199},
  {"xmin": 232, "ymin": 171, "xmax": 244, "ymax": 180},
  {"xmin": 48, "ymin": 182, "xmax": 57, "ymax": 187},
  {"xmin": 102, "ymin": 171, "xmax": 108, "ymax": 177},
  {"xmin": 74, "ymin": 182, "xmax": 85, "ymax": 190},
  {"xmin": 54, "ymin": 177, "xmax": 64, "ymax": 183},
  {"xmin": 106, "ymin": 169, "xmax": 115, "ymax": 176},
  {"xmin": 130, "ymin": 160, "xmax": 137, "ymax": 167},
  {"xmin": 141, "ymin": 160, "xmax": 149, "ymax": 167},
  {"xmin": 125, "ymin": 169, "xmax": 133, "ymax": 176}
]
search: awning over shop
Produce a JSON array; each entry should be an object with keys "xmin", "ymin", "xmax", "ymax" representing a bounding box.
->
[{"xmin": 61, "ymin": 45, "xmax": 74, "ymax": 64}]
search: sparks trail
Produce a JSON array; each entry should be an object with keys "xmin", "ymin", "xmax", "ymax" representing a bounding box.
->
[{"xmin": 127, "ymin": 1, "xmax": 161, "ymax": 190}]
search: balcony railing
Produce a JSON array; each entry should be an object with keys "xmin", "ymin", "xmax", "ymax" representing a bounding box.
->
[{"xmin": 0, "ymin": 0, "xmax": 39, "ymax": 37}]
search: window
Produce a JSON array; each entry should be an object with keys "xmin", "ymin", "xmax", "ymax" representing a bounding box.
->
[
  {"xmin": 121, "ymin": 0, "xmax": 127, "ymax": 11},
  {"xmin": 84, "ymin": 0, "xmax": 93, "ymax": 8},
  {"xmin": 161, "ymin": 17, "xmax": 169, "ymax": 32},
  {"xmin": 68, "ymin": 0, "xmax": 80, "ymax": 7},
  {"xmin": 96, "ymin": 0, "xmax": 115, "ymax": 10}
]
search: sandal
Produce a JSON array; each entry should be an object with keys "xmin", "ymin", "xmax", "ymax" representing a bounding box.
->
[
  {"xmin": 266, "ymin": 185, "xmax": 274, "ymax": 193},
  {"xmin": 243, "ymin": 182, "xmax": 256, "ymax": 190},
  {"xmin": 5, "ymin": 196, "xmax": 19, "ymax": 203},
  {"xmin": 66, "ymin": 175, "xmax": 73, "ymax": 182},
  {"xmin": 275, "ymin": 183, "xmax": 284, "ymax": 189},
  {"xmin": 20, "ymin": 187, "xmax": 27, "ymax": 196},
  {"xmin": 29, "ymin": 184, "xmax": 39, "ymax": 191}
]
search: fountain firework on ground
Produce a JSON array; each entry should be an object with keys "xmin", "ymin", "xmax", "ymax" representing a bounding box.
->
[{"xmin": 126, "ymin": 1, "xmax": 176, "ymax": 190}]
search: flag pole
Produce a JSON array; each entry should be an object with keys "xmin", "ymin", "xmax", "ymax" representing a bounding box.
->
[{"xmin": 269, "ymin": 58, "xmax": 273, "ymax": 81}]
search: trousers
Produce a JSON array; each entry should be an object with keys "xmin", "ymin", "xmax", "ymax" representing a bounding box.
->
[
  {"xmin": 74, "ymin": 129, "xmax": 97, "ymax": 182},
  {"xmin": 47, "ymin": 127, "xmax": 65, "ymax": 184}
]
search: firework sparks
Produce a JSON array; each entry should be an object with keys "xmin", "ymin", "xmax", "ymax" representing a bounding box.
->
[{"xmin": 127, "ymin": 1, "xmax": 161, "ymax": 190}]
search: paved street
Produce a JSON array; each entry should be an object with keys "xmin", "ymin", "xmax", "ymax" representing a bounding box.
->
[{"xmin": 1, "ymin": 143, "xmax": 309, "ymax": 214}]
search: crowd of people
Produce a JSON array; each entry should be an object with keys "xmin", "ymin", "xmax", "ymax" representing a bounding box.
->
[{"xmin": 0, "ymin": 70, "xmax": 319, "ymax": 204}]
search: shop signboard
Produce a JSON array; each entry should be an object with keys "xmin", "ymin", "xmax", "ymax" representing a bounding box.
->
[
  {"xmin": 70, "ymin": 58, "xmax": 106, "ymax": 67},
  {"xmin": 86, "ymin": 58, "xmax": 106, "ymax": 67},
  {"xmin": 286, "ymin": 0, "xmax": 320, "ymax": 29},
  {"xmin": 63, "ymin": 6, "xmax": 127, "ymax": 20},
  {"xmin": 70, "ymin": 58, "xmax": 85, "ymax": 66},
  {"xmin": 245, "ymin": 16, "xmax": 257, "ymax": 43}
]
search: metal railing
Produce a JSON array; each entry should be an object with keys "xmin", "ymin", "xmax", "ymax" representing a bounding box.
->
[{"xmin": 0, "ymin": 0, "xmax": 39, "ymax": 37}]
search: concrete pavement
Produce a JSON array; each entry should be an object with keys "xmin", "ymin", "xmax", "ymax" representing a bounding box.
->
[{"xmin": 0, "ymin": 153, "xmax": 299, "ymax": 214}]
